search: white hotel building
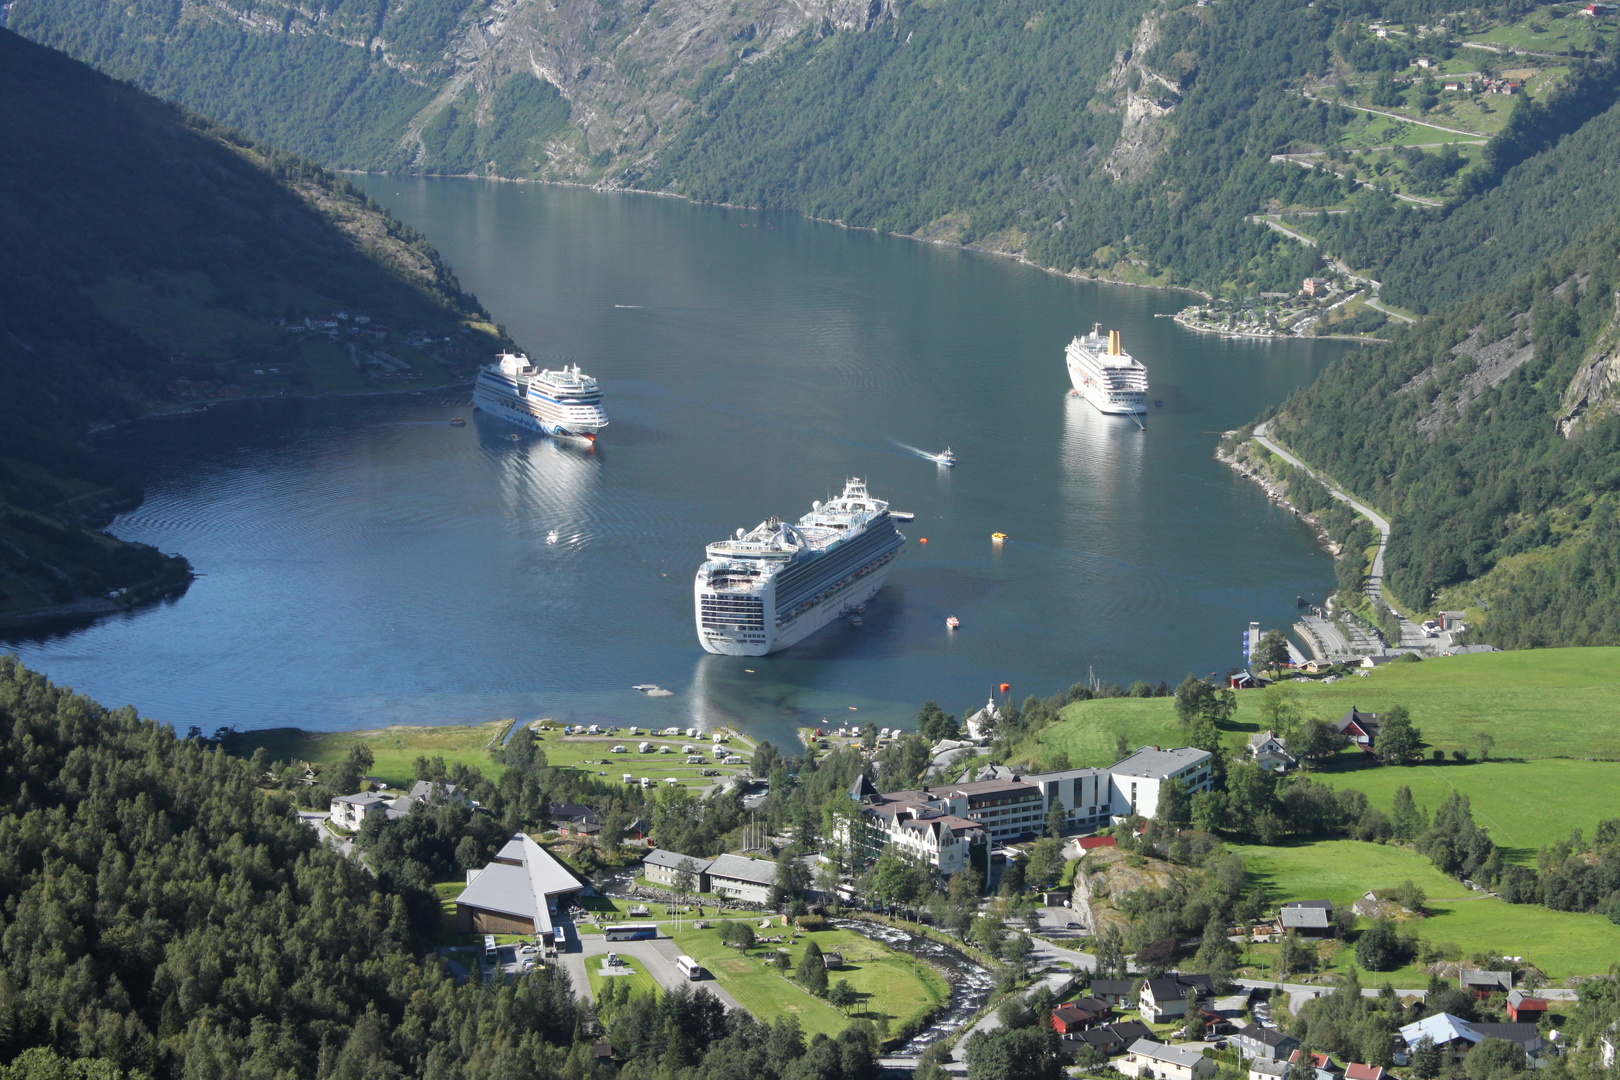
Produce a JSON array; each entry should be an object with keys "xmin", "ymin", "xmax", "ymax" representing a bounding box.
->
[{"xmin": 849, "ymin": 745, "xmax": 1212, "ymax": 873}]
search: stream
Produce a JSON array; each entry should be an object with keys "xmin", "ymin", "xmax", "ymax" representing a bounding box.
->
[{"xmin": 832, "ymin": 919, "xmax": 994, "ymax": 1058}]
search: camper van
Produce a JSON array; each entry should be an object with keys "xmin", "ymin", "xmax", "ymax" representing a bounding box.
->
[
  {"xmin": 638, "ymin": 742, "xmax": 652, "ymax": 753},
  {"xmin": 675, "ymin": 956, "xmax": 706, "ymax": 980}
]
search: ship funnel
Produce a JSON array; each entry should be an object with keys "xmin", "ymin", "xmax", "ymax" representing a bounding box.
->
[{"xmin": 1108, "ymin": 330, "xmax": 1122, "ymax": 356}]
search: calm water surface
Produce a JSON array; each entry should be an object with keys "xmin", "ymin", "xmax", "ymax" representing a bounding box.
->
[{"xmin": 6, "ymin": 181, "xmax": 1359, "ymax": 746}]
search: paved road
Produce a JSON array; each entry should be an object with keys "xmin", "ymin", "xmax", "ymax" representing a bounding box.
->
[
  {"xmin": 1300, "ymin": 93, "xmax": 1486, "ymax": 139},
  {"xmin": 1253, "ymin": 424, "xmax": 1421, "ymax": 648},
  {"xmin": 1235, "ymin": 977, "xmax": 1429, "ymax": 1016},
  {"xmin": 1366, "ymin": 295, "xmax": 1417, "ymax": 325},
  {"xmin": 299, "ymin": 811, "xmax": 362, "ymax": 862},
  {"xmin": 562, "ymin": 926, "xmax": 744, "ymax": 1013}
]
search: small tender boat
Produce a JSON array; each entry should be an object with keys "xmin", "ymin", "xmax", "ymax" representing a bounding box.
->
[
  {"xmin": 936, "ymin": 447, "xmax": 956, "ymax": 467},
  {"xmin": 854, "ymin": 603, "xmax": 866, "ymax": 614},
  {"xmin": 848, "ymin": 614, "xmax": 864, "ymax": 626},
  {"xmin": 890, "ymin": 511, "xmax": 916, "ymax": 521},
  {"xmin": 991, "ymin": 532, "xmax": 1007, "ymax": 543},
  {"xmin": 449, "ymin": 417, "xmax": 466, "ymax": 426},
  {"xmin": 946, "ymin": 616, "xmax": 961, "ymax": 630}
]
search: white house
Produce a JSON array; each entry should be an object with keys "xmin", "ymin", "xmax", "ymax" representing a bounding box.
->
[
  {"xmin": 705, "ymin": 853, "xmax": 779, "ymax": 903},
  {"xmin": 1117, "ymin": 1039, "xmax": 1217, "ymax": 1080},
  {"xmin": 964, "ymin": 698, "xmax": 1000, "ymax": 742},
  {"xmin": 330, "ymin": 792, "xmax": 389, "ymax": 829},
  {"xmin": 1138, "ymin": 974, "xmax": 1215, "ymax": 1022},
  {"xmin": 1106, "ymin": 746, "xmax": 1214, "ymax": 818}
]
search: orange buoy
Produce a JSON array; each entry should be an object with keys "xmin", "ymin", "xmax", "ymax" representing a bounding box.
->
[
  {"xmin": 999, "ymin": 683, "xmax": 1011, "ymax": 694},
  {"xmin": 919, "ymin": 537, "xmax": 927, "ymax": 544}
]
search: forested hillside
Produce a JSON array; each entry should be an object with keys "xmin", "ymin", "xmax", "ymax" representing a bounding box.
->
[
  {"xmin": 11, "ymin": 0, "xmax": 1620, "ymax": 300},
  {"xmin": 0, "ymin": 29, "xmax": 505, "ymax": 620},
  {"xmin": 1265, "ymin": 210, "xmax": 1620, "ymax": 648},
  {"xmin": 0, "ymin": 655, "xmax": 896, "ymax": 1079}
]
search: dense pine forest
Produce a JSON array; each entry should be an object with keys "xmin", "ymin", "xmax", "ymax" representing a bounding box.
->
[{"xmin": 0, "ymin": 656, "xmax": 906, "ymax": 1079}]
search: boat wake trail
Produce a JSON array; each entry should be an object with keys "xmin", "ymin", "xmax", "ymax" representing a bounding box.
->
[{"xmin": 891, "ymin": 440, "xmax": 950, "ymax": 465}]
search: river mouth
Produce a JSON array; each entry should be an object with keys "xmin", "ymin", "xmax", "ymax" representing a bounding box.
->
[{"xmin": 831, "ymin": 919, "xmax": 993, "ymax": 1057}]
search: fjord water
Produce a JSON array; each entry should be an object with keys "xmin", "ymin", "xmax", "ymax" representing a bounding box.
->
[{"xmin": 6, "ymin": 180, "xmax": 1356, "ymax": 746}]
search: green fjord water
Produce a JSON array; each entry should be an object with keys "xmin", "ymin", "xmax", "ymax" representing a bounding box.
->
[{"xmin": 6, "ymin": 180, "xmax": 1359, "ymax": 747}]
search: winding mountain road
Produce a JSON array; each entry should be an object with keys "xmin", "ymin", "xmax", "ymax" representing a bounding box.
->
[{"xmin": 1253, "ymin": 424, "xmax": 1422, "ymax": 646}]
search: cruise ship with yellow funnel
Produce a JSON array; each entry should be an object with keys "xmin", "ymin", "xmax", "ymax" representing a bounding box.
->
[{"xmin": 1065, "ymin": 324, "xmax": 1149, "ymax": 415}]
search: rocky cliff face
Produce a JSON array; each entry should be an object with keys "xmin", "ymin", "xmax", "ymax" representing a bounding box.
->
[
  {"xmin": 1558, "ymin": 292, "xmax": 1620, "ymax": 437},
  {"xmin": 150, "ymin": 0, "xmax": 893, "ymax": 179},
  {"xmin": 418, "ymin": 0, "xmax": 893, "ymax": 177},
  {"xmin": 1068, "ymin": 845, "xmax": 1192, "ymax": 938},
  {"xmin": 1097, "ymin": 10, "xmax": 1180, "ymax": 183}
]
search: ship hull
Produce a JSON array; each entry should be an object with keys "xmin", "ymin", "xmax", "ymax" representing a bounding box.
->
[
  {"xmin": 1066, "ymin": 358, "xmax": 1148, "ymax": 415},
  {"xmin": 695, "ymin": 552, "xmax": 900, "ymax": 656},
  {"xmin": 472, "ymin": 380, "xmax": 605, "ymax": 441}
]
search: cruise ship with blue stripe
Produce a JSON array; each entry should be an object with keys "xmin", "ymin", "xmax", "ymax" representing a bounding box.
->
[
  {"xmin": 472, "ymin": 352, "xmax": 608, "ymax": 442},
  {"xmin": 695, "ymin": 479, "xmax": 906, "ymax": 655}
]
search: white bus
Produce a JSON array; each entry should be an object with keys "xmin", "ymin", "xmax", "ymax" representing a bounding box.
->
[
  {"xmin": 675, "ymin": 955, "xmax": 706, "ymax": 980},
  {"xmin": 604, "ymin": 923, "xmax": 658, "ymax": 942}
]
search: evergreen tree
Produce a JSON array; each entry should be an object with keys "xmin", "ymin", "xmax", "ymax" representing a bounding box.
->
[
  {"xmin": 1391, "ymin": 785, "xmax": 1428, "ymax": 840},
  {"xmin": 797, "ymin": 940, "xmax": 828, "ymax": 994}
]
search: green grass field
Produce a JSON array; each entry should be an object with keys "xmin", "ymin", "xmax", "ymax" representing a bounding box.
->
[
  {"xmin": 587, "ymin": 954, "xmax": 662, "ymax": 1000},
  {"xmin": 1013, "ymin": 648, "xmax": 1620, "ymax": 770},
  {"xmin": 226, "ymin": 721, "xmax": 513, "ymax": 788},
  {"xmin": 223, "ymin": 721, "xmax": 751, "ymax": 793},
  {"xmin": 1312, "ymin": 759, "xmax": 1620, "ymax": 861},
  {"xmin": 530, "ymin": 725, "xmax": 750, "ymax": 791},
  {"xmin": 1232, "ymin": 840, "xmax": 1620, "ymax": 982},
  {"xmin": 664, "ymin": 922, "xmax": 947, "ymax": 1039}
]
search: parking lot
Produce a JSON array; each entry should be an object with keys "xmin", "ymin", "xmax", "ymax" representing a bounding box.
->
[{"xmin": 559, "ymin": 926, "xmax": 742, "ymax": 1012}]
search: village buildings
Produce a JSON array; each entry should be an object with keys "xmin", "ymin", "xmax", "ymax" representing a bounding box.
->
[{"xmin": 845, "ymin": 744, "xmax": 1214, "ymax": 872}]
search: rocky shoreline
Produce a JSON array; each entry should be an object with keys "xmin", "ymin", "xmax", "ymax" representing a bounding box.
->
[{"xmin": 1215, "ymin": 435, "xmax": 1343, "ymax": 559}]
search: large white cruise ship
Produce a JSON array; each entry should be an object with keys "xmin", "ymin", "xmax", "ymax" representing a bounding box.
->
[
  {"xmin": 472, "ymin": 352, "xmax": 609, "ymax": 441},
  {"xmin": 694, "ymin": 479, "xmax": 906, "ymax": 656},
  {"xmin": 1065, "ymin": 324, "xmax": 1149, "ymax": 415}
]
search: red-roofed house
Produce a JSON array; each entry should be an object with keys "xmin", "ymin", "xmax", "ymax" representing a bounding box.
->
[
  {"xmin": 1289, "ymin": 1050, "xmax": 1340, "ymax": 1080},
  {"xmin": 1051, "ymin": 998, "xmax": 1113, "ymax": 1034},
  {"xmin": 1507, "ymin": 989, "xmax": 1548, "ymax": 1023},
  {"xmin": 1344, "ymin": 1064, "xmax": 1387, "ymax": 1080},
  {"xmin": 1078, "ymin": 835, "xmax": 1117, "ymax": 851}
]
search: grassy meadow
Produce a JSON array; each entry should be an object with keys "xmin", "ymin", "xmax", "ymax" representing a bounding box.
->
[
  {"xmin": 1232, "ymin": 840, "xmax": 1620, "ymax": 982},
  {"xmin": 1311, "ymin": 758, "xmax": 1620, "ymax": 860},
  {"xmin": 223, "ymin": 721, "xmax": 750, "ymax": 793},
  {"xmin": 1012, "ymin": 647, "xmax": 1620, "ymax": 768},
  {"xmin": 665, "ymin": 922, "xmax": 948, "ymax": 1040},
  {"xmin": 227, "ymin": 721, "xmax": 513, "ymax": 789}
]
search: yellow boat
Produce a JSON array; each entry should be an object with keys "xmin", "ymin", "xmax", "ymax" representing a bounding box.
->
[{"xmin": 991, "ymin": 532, "xmax": 1007, "ymax": 543}]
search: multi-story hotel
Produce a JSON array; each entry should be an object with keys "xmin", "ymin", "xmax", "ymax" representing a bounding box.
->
[{"xmin": 847, "ymin": 745, "xmax": 1213, "ymax": 874}]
